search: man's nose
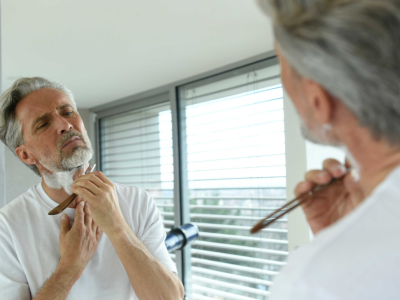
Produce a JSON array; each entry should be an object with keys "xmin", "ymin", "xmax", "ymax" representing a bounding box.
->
[{"xmin": 55, "ymin": 115, "xmax": 73, "ymax": 134}]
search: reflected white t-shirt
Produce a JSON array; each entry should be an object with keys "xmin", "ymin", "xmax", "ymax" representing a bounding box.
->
[
  {"xmin": 270, "ymin": 166, "xmax": 400, "ymax": 300},
  {"xmin": 0, "ymin": 182, "xmax": 177, "ymax": 300}
]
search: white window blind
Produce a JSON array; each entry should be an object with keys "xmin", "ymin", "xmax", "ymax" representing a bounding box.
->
[
  {"xmin": 179, "ymin": 60, "xmax": 287, "ymax": 300},
  {"xmin": 99, "ymin": 102, "xmax": 175, "ymax": 237}
]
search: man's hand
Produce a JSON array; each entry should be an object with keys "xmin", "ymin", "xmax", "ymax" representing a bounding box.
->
[
  {"xmin": 70, "ymin": 171, "xmax": 125, "ymax": 235},
  {"xmin": 58, "ymin": 201, "xmax": 102, "ymax": 281},
  {"xmin": 33, "ymin": 201, "xmax": 101, "ymax": 300},
  {"xmin": 295, "ymin": 159, "xmax": 365, "ymax": 235}
]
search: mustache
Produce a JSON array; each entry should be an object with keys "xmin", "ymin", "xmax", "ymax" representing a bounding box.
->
[{"xmin": 58, "ymin": 131, "xmax": 86, "ymax": 150}]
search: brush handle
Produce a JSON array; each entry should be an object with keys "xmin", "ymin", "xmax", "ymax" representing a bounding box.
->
[{"xmin": 250, "ymin": 168, "xmax": 353, "ymax": 234}]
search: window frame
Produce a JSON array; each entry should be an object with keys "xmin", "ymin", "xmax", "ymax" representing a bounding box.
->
[{"xmin": 90, "ymin": 50, "xmax": 311, "ymax": 295}]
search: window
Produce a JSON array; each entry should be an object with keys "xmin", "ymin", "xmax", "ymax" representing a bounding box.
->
[
  {"xmin": 93, "ymin": 55, "xmax": 305, "ymax": 300},
  {"xmin": 178, "ymin": 58, "xmax": 287, "ymax": 299}
]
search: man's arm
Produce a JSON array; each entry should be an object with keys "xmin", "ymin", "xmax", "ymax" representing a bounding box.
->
[
  {"xmin": 34, "ymin": 201, "xmax": 101, "ymax": 300},
  {"xmin": 108, "ymin": 223, "xmax": 184, "ymax": 300},
  {"xmin": 33, "ymin": 263, "xmax": 79, "ymax": 300},
  {"xmin": 71, "ymin": 172, "xmax": 185, "ymax": 300}
]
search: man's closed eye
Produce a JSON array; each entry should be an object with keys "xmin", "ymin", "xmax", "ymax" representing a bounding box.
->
[{"xmin": 38, "ymin": 122, "xmax": 48, "ymax": 129}]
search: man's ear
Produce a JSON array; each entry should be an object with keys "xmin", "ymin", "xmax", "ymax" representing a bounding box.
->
[
  {"xmin": 303, "ymin": 79, "xmax": 335, "ymax": 125},
  {"xmin": 15, "ymin": 144, "xmax": 37, "ymax": 165}
]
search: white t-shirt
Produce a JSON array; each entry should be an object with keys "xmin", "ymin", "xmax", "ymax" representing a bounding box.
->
[
  {"xmin": 270, "ymin": 166, "xmax": 400, "ymax": 300},
  {"xmin": 0, "ymin": 182, "xmax": 177, "ymax": 300}
]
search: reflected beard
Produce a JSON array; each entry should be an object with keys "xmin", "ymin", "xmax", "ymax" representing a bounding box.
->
[
  {"xmin": 40, "ymin": 146, "xmax": 93, "ymax": 173},
  {"xmin": 40, "ymin": 132, "xmax": 93, "ymax": 173},
  {"xmin": 40, "ymin": 146, "xmax": 92, "ymax": 194},
  {"xmin": 300, "ymin": 122, "xmax": 322, "ymax": 144},
  {"xmin": 60, "ymin": 145, "xmax": 93, "ymax": 171}
]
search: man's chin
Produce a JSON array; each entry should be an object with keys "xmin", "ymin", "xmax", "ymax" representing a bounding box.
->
[
  {"xmin": 59, "ymin": 147, "xmax": 93, "ymax": 171},
  {"xmin": 300, "ymin": 124, "xmax": 341, "ymax": 147}
]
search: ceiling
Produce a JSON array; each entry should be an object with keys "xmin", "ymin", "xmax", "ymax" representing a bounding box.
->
[{"xmin": 2, "ymin": 0, "xmax": 274, "ymax": 109}]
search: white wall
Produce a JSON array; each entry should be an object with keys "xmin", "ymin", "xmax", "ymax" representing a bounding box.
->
[
  {"xmin": 79, "ymin": 109, "xmax": 97, "ymax": 167},
  {"xmin": 284, "ymin": 92, "xmax": 310, "ymax": 252},
  {"xmin": 306, "ymin": 142, "xmax": 345, "ymax": 170},
  {"xmin": 5, "ymin": 108, "xmax": 93, "ymax": 203},
  {"xmin": 0, "ymin": 3, "xmax": 5, "ymax": 208},
  {"xmin": 5, "ymin": 147, "xmax": 40, "ymax": 203},
  {"xmin": 0, "ymin": 145, "xmax": 6, "ymax": 208}
]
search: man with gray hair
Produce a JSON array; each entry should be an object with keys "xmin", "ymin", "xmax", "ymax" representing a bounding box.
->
[
  {"xmin": 0, "ymin": 77, "xmax": 184, "ymax": 300},
  {"xmin": 257, "ymin": 0, "xmax": 400, "ymax": 299}
]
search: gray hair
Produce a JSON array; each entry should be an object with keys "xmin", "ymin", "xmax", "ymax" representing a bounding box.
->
[
  {"xmin": 260, "ymin": 0, "xmax": 400, "ymax": 143},
  {"xmin": 0, "ymin": 77, "xmax": 76, "ymax": 176}
]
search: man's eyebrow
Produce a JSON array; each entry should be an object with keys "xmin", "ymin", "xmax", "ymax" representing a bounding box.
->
[
  {"xmin": 31, "ymin": 104, "xmax": 74, "ymax": 131},
  {"xmin": 31, "ymin": 112, "xmax": 51, "ymax": 131},
  {"xmin": 58, "ymin": 104, "xmax": 73, "ymax": 110}
]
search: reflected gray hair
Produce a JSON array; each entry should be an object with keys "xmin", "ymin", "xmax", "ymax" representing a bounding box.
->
[
  {"xmin": 260, "ymin": 0, "xmax": 400, "ymax": 143},
  {"xmin": 0, "ymin": 77, "xmax": 76, "ymax": 176}
]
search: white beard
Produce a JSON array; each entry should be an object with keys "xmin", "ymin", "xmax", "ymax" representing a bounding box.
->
[
  {"xmin": 299, "ymin": 116, "xmax": 361, "ymax": 171},
  {"xmin": 299, "ymin": 117, "xmax": 341, "ymax": 147}
]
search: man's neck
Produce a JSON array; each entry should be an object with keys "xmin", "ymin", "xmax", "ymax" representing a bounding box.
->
[
  {"xmin": 41, "ymin": 180, "xmax": 72, "ymax": 204},
  {"xmin": 40, "ymin": 166, "xmax": 87, "ymax": 208},
  {"xmin": 342, "ymin": 128, "xmax": 400, "ymax": 196}
]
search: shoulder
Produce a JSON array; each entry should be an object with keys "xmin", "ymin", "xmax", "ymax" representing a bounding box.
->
[
  {"xmin": 112, "ymin": 182, "xmax": 161, "ymax": 237},
  {"xmin": 113, "ymin": 182, "xmax": 153, "ymax": 205},
  {"xmin": 113, "ymin": 182, "xmax": 157, "ymax": 216},
  {"xmin": 272, "ymin": 180, "xmax": 400, "ymax": 300},
  {"xmin": 0, "ymin": 187, "xmax": 40, "ymax": 246},
  {"xmin": 0, "ymin": 186, "xmax": 38, "ymax": 225}
]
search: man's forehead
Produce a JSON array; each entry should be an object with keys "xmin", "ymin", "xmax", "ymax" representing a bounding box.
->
[
  {"xmin": 15, "ymin": 88, "xmax": 74, "ymax": 129},
  {"xmin": 30, "ymin": 103, "xmax": 73, "ymax": 120},
  {"xmin": 17, "ymin": 88, "xmax": 71, "ymax": 112}
]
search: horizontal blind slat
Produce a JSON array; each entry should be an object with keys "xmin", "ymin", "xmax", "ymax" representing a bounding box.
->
[
  {"xmin": 192, "ymin": 266, "xmax": 274, "ymax": 286},
  {"xmin": 193, "ymin": 241, "xmax": 288, "ymax": 256},
  {"xmin": 191, "ymin": 249, "xmax": 286, "ymax": 266},
  {"xmin": 192, "ymin": 286, "xmax": 257, "ymax": 300},
  {"xmin": 191, "ymin": 257, "xmax": 278, "ymax": 276},
  {"xmin": 191, "ymin": 205, "xmax": 285, "ymax": 211},
  {"xmin": 198, "ymin": 232, "xmax": 287, "ymax": 245},
  {"xmin": 192, "ymin": 277, "xmax": 270, "ymax": 297},
  {"xmin": 192, "ymin": 222, "xmax": 287, "ymax": 233},
  {"xmin": 190, "ymin": 213, "xmax": 286, "ymax": 222}
]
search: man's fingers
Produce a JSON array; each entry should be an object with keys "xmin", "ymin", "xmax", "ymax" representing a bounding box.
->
[
  {"xmin": 73, "ymin": 201, "xmax": 85, "ymax": 229},
  {"xmin": 71, "ymin": 186, "xmax": 95, "ymax": 201},
  {"xmin": 96, "ymin": 226, "xmax": 102, "ymax": 242},
  {"xmin": 73, "ymin": 174, "xmax": 107, "ymax": 191},
  {"xmin": 84, "ymin": 202, "xmax": 92, "ymax": 228},
  {"xmin": 304, "ymin": 169, "xmax": 333, "ymax": 185},
  {"xmin": 344, "ymin": 169, "xmax": 364, "ymax": 204},
  {"xmin": 295, "ymin": 159, "xmax": 348, "ymax": 198},
  {"xmin": 294, "ymin": 159, "xmax": 347, "ymax": 197},
  {"xmin": 73, "ymin": 180, "xmax": 102, "ymax": 196},
  {"xmin": 294, "ymin": 181, "xmax": 313, "ymax": 197},
  {"xmin": 322, "ymin": 159, "xmax": 346, "ymax": 178},
  {"xmin": 95, "ymin": 171, "xmax": 113, "ymax": 186},
  {"xmin": 60, "ymin": 214, "xmax": 70, "ymax": 236},
  {"xmin": 91, "ymin": 219, "xmax": 96, "ymax": 231}
]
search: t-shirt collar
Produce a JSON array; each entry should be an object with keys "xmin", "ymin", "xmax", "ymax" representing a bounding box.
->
[{"xmin": 35, "ymin": 181, "xmax": 76, "ymax": 219}]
